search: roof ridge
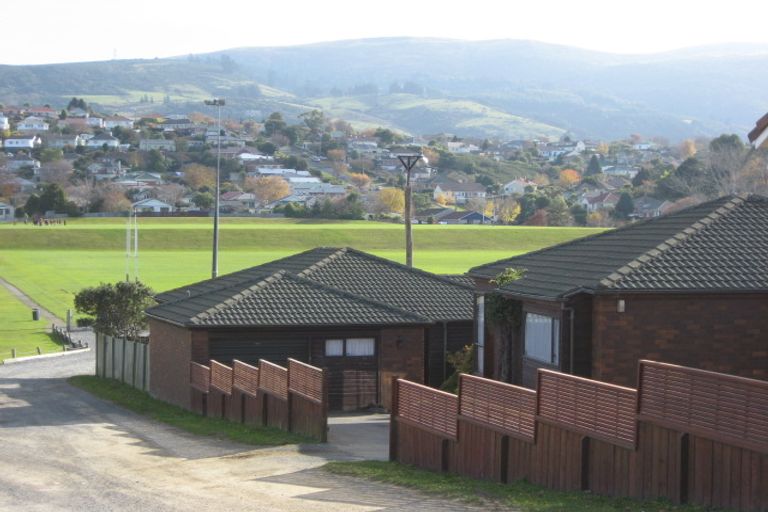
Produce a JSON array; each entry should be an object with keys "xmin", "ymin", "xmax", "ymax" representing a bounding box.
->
[
  {"xmin": 597, "ymin": 195, "xmax": 746, "ymax": 288},
  {"xmin": 468, "ymin": 195, "xmax": 737, "ymax": 279},
  {"xmin": 190, "ymin": 271, "xmax": 287, "ymax": 324},
  {"xmin": 338, "ymin": 247, "xmax": 476, "ymax": 291},
  {"xmin": 296, "ymin": 247, "xmax": 348, "ymax": 277}
]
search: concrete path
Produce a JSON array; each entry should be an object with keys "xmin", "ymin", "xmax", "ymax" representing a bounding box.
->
[{"xmin": 0, "ymin": 351, "xmax": 491, "ymax": 511}]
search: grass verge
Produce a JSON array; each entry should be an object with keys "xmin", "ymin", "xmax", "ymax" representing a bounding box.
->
[
  {"xmin": 69, "ymin": 375, "xmax": 313, "ymax": 446},
  {"xmin": 323, "ymin": 461, "xmax": 706, "ymax": 512},
  {"xmin": 0, "ymin": 284, "xmax": 62, "ymax": 361}
]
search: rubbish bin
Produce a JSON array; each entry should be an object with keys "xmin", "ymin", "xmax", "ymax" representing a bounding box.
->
[{"xmin": 32, "ymin": 308, "xmax": 39, "ymax": 321}]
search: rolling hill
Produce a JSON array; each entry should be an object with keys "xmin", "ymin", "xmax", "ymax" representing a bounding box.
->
[{"xmin": 1, "ymin": 38, "xmax": 767, "ymax": 140}]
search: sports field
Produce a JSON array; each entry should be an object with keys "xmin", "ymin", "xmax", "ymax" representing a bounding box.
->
[{"xmin": 0, "ymin": 218, "xmax": 604, "ymax": 322}]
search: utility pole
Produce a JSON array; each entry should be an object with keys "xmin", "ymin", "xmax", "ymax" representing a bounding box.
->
[
  {"xmin": 397, "ymin": 153, "xmax": 427, "ymax": 267},
  {"xmin": 204, "ymin": 98, "xmax": 225, "ymax": 278}
]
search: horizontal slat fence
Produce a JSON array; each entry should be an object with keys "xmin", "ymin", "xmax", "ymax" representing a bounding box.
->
[
  {"xmin": 187, "ymin": 358, "xmax": 327, "ymax": 441},
  {"xmin": 391, "ymin": 360, "xmax": 768, "ymax": 511}
]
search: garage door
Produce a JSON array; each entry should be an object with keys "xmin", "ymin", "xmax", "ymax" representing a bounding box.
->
[{"xmin": 208, "ymin": 333, "xmax": 310, "ymax": 367}]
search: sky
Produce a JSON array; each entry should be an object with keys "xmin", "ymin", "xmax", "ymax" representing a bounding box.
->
[{"xmin": 4, "ymin": 0, "xmax": 768, "ymax": 65}]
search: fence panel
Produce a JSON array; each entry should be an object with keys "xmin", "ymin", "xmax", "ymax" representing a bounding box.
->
[
  {"xmin": 459, "ymin": 374, "xmax": 536, "ymax": 442},
  {"xmin": 288, "ymin": 359, "xmax": 323, "ymax": 403},
  {"xmin": 94, "ymin": 334, "xmax": 149, "ymax": 391},
  {"xmin": 233, "ymin": 360, "xmax": 259, "ymax": 397},
  {"xmin": 190, "ymin": 362, "xmax": 210, "ymax": 393},
  {"xmin": 288, "ymin": 359, "xmax": 328, "ymax": 441},
  {"xmin": 537, "ymin": 370, "xmax": 637, "ymax": 449},
  {"xmin": 638, "ymin": 360, "xmax": 768, "ymax": 454},
  {"xmin": 95, "ymin": 334, "xmax": 105, "ymax": 377},
  {"xmin": 259, "ymin": 360, "xmax": 288, "ymax": 400},
  {"xmin": 397, "ymin": 379, "xmax": 458, "ymax": 439},
  {"xmin": 210, "ymin": 360, "xmax": 233, "ymax": 395}
]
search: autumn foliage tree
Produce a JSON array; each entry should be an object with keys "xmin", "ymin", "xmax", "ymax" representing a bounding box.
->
[
  {"xmin": 558, "ymin": 168, "xmax": 581, "ymax": 187},
  {"xmin": 375, "ymin": 188, "xmax": 405, "ymax": 214},
  {"xmin": 349, "ymin": 173, "xmax": 372, "ymax": 190},
  {"xmin": 183, "ymin": 164, "xmax": 216, "ymax": 191},
  {"xmin": 244, "ymin": 175, "xmax": 291, "ymax": 206}
]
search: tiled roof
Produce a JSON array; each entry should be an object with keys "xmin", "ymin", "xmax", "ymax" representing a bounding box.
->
[
  {"xmin": 147, "ymin": 271, "xmax": 430, "ymax": 327},
  {"xmin": 152, "ymin": 247, "xmax": 475, "ymax": 326},
  {"xmin": 469, "ymin": 195, "xmax": 768, "ymax": 299}
]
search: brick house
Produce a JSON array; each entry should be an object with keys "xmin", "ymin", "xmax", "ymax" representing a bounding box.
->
[
  {"xmin": 146, "ymin": 248, "xmax": 474, "ymax": 410},
  {"xmin": 468, "ymin": 195, "xmax": 768, "ymax": 388}
]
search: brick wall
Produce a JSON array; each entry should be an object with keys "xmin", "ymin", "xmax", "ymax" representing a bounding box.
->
[
  {"xmin": 380, "ymin": 327, "xmax": 425, "ymax": 410},
  {"xmin": 592, "ymin": 293, "xmax": 768, "ymax": 387},
  {"xmin": 148, "ymin": 319, "xmax": 208, "ymax": 408}
]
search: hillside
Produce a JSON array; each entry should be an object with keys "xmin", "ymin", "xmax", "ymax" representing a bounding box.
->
[{"xmin": 1, "ymin": 38, "xmax": 767, "ymax": 140}]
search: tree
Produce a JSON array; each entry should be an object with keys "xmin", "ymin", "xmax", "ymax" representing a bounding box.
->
[
  {"xmin": 632, "ymin": 168, "xmax": 652, "ymax": 187},
  {"xmin": 192, "ymin": 192, "xmax": 214, "ymax": 209},
  {"xmin": 257, "ymin": 141, "xmax": 277, "ymax": 155},
  {"xmin": 375, "ymin": 188, "xmax": 405, "ymax": 214},
  {"xmin": 485, "ymin": 268, "xmax": 526, "ymax": 381},
  {"xmin": 183, "ymin": 164, "xmax": 216, "ymax": 191},
  {"xmin": 545, "ymin": 196, "xmax": 571, "ymax": 226},
  {"xmin": 495, "ymin": 197, "xmax": 521, "ymax": 224},
  {"xmin": 154, "ymin": 184, "xmax": 187, "ymax": 206},
  {"xmin": 263, "ymin": 112, "xmax": 287, "ymax": 137},
  {"xmin": 349, "ymin": 172, "xmax": 372, "ymax": 190},
  {"xmin": 24, "ymin": 183, "xmax": 79, "ymax": 215},
  {"xmin": 74, "ymin": 281, "xmax": 154, "ymax": 339},
  {"xmin": 145, "ymin": 149, "xmax": 168, "ymax": 174},
  {"xmin": 614, "ymin": 192, "xmax": 635, "ymax": 219},
  {"xmin": 585, "ymin": 155, "xmax": 602, "ymax": 176},
  {"xmin": 708, "ymin": 133, "xmax": 747, "ymax": 195},
  {"xmin": 679, "ymin": 139, "xmax": 697, "ymax": 158},
  {"xmin": 300, "ymin": 109, "xmax": 325, "ymax": 136},
  {"xmin": 558, "ymin": 168, "xmax": 581, "ymax": 187},
  {"xmin": 244, "ymin": 175, "xmax": 291, "ymax": 206}
]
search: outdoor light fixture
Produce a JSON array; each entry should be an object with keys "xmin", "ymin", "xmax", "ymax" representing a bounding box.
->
[
  {"xmin": 204, "ymin": 98, "xmax": 225, "ymax": 278},
  {"xmin": 397, "ymin": 152, "xmax": 428, "ymax": 268},
  {"xmin": 617, "ymin": 299, "xmax": 626, "ymax": 313}
]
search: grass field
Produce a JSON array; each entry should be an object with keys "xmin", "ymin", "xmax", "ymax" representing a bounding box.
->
[
  {"xmin": 0, "ymin": 218, "xmax": 604, "ymax": 322},
  {"xmin": 0, "ymin": 285, "xmax": 62, "ymax": 361}
]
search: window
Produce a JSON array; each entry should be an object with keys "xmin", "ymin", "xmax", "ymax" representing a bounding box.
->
[
  {"xmin": 324, "ymin": 337, "xmax": 375, "ymax": 357},
  {"xmin": 345, "ymin": 338, "xmax": 375, "ymax": 357},
  {"xmin": 325, "ymin": 339, "xmax": 344, "ymax": 357},
  {"xmin": 524, "ymin": 313, "xmax": 560, "ymax": 365}
]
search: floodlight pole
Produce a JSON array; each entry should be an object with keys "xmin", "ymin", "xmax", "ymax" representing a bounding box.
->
[
  {"xmin": 397, "ymin": 154, "xmax": 425, "ymax": 268},
  {"xmin": 205, "ymin": 98, "xmax": 225, "ymax": 278}
]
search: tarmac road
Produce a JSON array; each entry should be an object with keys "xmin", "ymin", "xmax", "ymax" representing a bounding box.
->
[{"xmin": 0, "ymin": 350, "xmax": 491, "ymax": 511}]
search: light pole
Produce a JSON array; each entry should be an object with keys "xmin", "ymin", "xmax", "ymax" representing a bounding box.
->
[
  {"xmin": 397, "ymin": 153, "xmax": 427, "ymax": 268},
  {"xmin": 204, "ymin": 98, "xmax": 225, "ymax": 278}
]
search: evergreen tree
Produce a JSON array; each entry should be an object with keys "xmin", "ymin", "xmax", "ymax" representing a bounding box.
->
[
  {"xmin": 614, "ymin": 192, "xmax": 635, "ymax": 219},
  {"xmin": 585, "ymin": 154, "xmax": 602, "ymax": 176}
]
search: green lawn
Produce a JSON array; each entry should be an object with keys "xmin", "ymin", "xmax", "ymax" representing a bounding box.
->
[
  {"xmin": 0, "ymin": 218, "xmax": 604, "ymax": 322},
  {"xmin": 0, "ymin": 284, "xmax": 62, "ymax": 361},
  {"xmin": 324, "ymin": 461, "xmax": 705, "ymax": 512},
  {"xmin": 69, "ymin": 375, "xmax": 311, "ymax": 445}
]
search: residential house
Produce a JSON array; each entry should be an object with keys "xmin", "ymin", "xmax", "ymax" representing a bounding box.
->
[
  {"xmin": 602, "ymin": 165, "xmax": 639, "ymax": 179},
  {"xmin": 290, "ymin": 182, "xmax": 345, "ymax": 196},
  {"xmin": 139, "ymin": 139, "xmax": 176, "ymax": 152},
  {"xmin": 132, "ymin": 198, "xmax": 174, "ymax": 213},
  {"xmin": 86, "ymin": 116, "xmax": 105, "ymax": 129},
  {"xmin": 66, "ymin": 108, "xmax": 89, "ymax": 118},
  {"xmin": 3, "ymin": 135, "xmax": 41, "ymax": 150},
  {"xmin": 85, "ymin": 133, "xmax": 120, "ymax": 149},
  {"xmin": 204, "ymin": 128, "xmax": 247, "ymax": 147},
  {"xmin": 748, "ymin": 112, "xmax": 768, "ymax": 149},
  {"xmin": 0, "ymin": 115, "xmax": 9, "ymax": 131},
  {"xmin": 446, "ymin": 141, "xmax": 480, "ymax": 154},
  {"xmin": 433, "ymin": 179, "xmax": 487, "ymax": 205},
  {"xmin": 468, "ymin": 195, "xmax": 768, "ymax": 389},
  {"xmin": 437, "ymin": 210, "xmax": 492, "ymax": 224},
  {"xmin": 2, "ymin": 177, "xmax": 36, "ymax": 193},
  {"xmin": 413, "ymin": 207, "xmax": 454, "ymax": 224},
  {"xmin": 162, "ymin": 117, "xmax": 195, "ymax": 132},
  {"xmin": 45, "ymin": 134, "xmax": 82, "ymax": 149},
  {"xmin": 502, "ymin": 178, "xmax": 537, "ymax": 196},
  {"xmin": 286, "ymin": 176, "xmax": 322, "ymax": 185},
  {"xmin": 248, "ymin": 168, "xmax": 311, "ymax": 178},
  {"xmin": 27, "ymin": 106, "xmax": 58, "ymax": 119},
  {"xmin": 0, "ymin": 201, "xmax": 14, "ymax": 221},
  {"xmin": 7, "ymin": 153, "xmax": 41, "ymax": 172},
  {"xmin": 540, "ymin": 140, "xmax": 585, "ymax": 161},
  {"xmin": 632, "ymin": 196, "xmax": 673, "ymax": 219},
  {"xmin": 58, "ymin": 118, "xmax": 91, "ymax": 131},
  {"xmin": 104, "ymin": 115, "xmax": 134, "ymax": 130},
  {"xmin": 579, "ymin": 191, "xmax": 620, "ymax": 212},
  {"xmin": 16, "ymin": 116, "xmax": 49, "ymax": 132},
  {"xmin": 145, "ymin": 247, "xmax": 475, "ymax": 410},
  {"xmin": 220, "ymin": 191, "xmax": 256, "ymax": 212}
]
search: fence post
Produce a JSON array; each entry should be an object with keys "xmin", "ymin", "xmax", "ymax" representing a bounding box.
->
[
  {"xmin": 388, "ymin": 376, "xmax": 399, "ymax": 462},
  {"xmin": 286, "ymin": 364, "xmax": 293, "ymax": 433},
  {"xmin": 261, "ymin": 393, "xmax": 269, "ymax": 427},
  {"xmin": 11, "ymin": 348, "xmax": 16, "ymax": 359},
  {"xmin": 321, "ymin": 369, "xmax": 329, "ymax": 443},
  {"xmin": 580, "ymin": 436, "xmax": 590, "ymax": 491},
  {"xmin": 240, "ymin": 393, "xmax": 246, "ymax": 424}
]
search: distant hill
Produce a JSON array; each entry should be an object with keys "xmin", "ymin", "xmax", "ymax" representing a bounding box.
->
[{"xmin": 1, "ymin": 38, "xmax": 767, "ymax": 140}]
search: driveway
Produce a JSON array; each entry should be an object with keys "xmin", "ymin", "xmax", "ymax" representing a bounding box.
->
[{"xmin": 0, "ymin": 351, "xmax": 487, "ymax": 511}]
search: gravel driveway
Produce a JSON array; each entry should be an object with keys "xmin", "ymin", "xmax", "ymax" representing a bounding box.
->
[{"xmin": 0, "ymin": 351, "xmax": 487, "ymax": 511}]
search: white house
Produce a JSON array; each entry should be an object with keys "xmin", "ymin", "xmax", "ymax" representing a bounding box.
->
[
  {"xmin": 16, "ymin": 116, "xmax": 49, "ymax": 132},
  {"xmin": 27, "ymin": 106, "xmax": 58, "ymax": 119},
  {"xmin": 85, "ymin": 133, "xmax": 120, "ymax": 149},
  {"xmin": 0, "ymin": 201, "xmax": 15, "ymax": 221},
  {"xmin": 104, "ymin": 115, "xmax": 134, "ymax": 130},
  {"xmin": 45, "ymin": 135, "xmax": 82, "ymax": 148},
  {"xmin": 602, "ymin": 166, "xmax": 639, "ymax": 179},
  {"xmin": 132, "ymin": 198, "xmax": 174, "ymax": 213},
  {"xmin": 3, "ymin": 135, "xmax": 41, "ymax": 150},
  {"xmin": 87, "ymin": 117, "xmax": 105, "ymax": 128},
  {"xmin": 139, "ymin": 139, "xmax": 176, "ymax": 152},
  {"xmin": 7, "ymin": 153, "xmax": 41, "ymax": 172},
  {"xmin": 502, "ymin": 178, "xmax": 537, "ymax": 196},
  {"xmin": 433, "ymin": 180, "xmax": 487, "ymax": 205},
  {"xmin": 446, "ymin": 141, "xmax": 480, "ymax": 154},
  {"xmin": 0, "ymin": 115, "xmax": 9, "ymax": 131}
]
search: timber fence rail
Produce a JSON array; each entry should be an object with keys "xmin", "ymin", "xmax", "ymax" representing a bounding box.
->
[
  {"xmin": 390, "ymin": 360, "xmax": 768, "ymax": 511},
  {"xmin": 188, "ymin": 358, "xmax": 328, "ymax": 441}
]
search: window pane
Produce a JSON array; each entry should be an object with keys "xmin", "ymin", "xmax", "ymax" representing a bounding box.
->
[
  {"xmin": 525, "ymin": 313, "xmax": 553, "ymax": 363},
  {"xmin": 325, "ymin": 339, "xmax": 343, "ymax": 356},
  {"xmin": 552, "ymin": 318, "xmax": 560, "ymax": 365},
  {"xmin": 346, "ymin": 338, "xmax": 375, "ymax": 357}
]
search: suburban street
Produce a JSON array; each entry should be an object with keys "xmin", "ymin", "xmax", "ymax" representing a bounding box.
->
[{"xmin": 0, "ymin": 351, "xmax": 488, "ymax": 512}]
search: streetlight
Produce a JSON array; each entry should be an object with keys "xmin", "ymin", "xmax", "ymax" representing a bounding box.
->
[
  {"xmin": 397, "ymin": 152, "xmax": 428, "ymax": 268},
  {"xmin": 204, "ymin": 98, "xmax": 225, "ymax": 278}
]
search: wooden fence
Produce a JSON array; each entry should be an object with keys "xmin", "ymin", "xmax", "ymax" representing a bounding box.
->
[
  {"xmin": 95, "ymin": 333, "xmax": 149, "ymax": 391},
  {"xmin": 189, "ymin": 357, "xmax": 328, "ymax": 441},
  {"xmin": 390, "ymin": 360, "xmax": 768, "ymax": 511}
]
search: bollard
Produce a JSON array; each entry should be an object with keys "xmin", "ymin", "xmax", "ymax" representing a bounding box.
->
[
  {"xmin": 32, "ymin": 308, "xmax": 40, "ymax": 321},
  {"xmin": 11, "ymin": 348, "xmax": 16, "ymax": 359},
  {"xmin": 36, "ymin": 347, "xmax": 41, "ymax": 355}
]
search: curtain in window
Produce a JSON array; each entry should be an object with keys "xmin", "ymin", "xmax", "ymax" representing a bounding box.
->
[
  {"xmin": 525, "ymin": 313, "xmax": 557, "ymax": 363},
  {"xmin": 345, "ymin": 338, "xmax": 375, "ymax": 357},
  {"xmin": 325, "ymin": 339, "xmax": 344, "ymax": 356}
]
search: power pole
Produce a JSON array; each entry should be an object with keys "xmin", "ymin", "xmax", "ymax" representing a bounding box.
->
[
  {"xmin": 204, "ymin": 98, "xmax": 225, "ymax": 278},
  {"xmin": 397, "ymin": 153, "xmax": 427, "ymax": 267}
]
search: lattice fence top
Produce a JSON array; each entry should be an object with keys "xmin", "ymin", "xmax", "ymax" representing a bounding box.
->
[
  {"xmin": 233, "ymin": 360, "xmax": 259, "ymax": 397},
  {"xmin": 259, "ymin": 359, "xmax": 288, "ymax": 401},
  {"xmin": 209, "ymin": 360, "xmax": 233, "ymax": 395},
  {"xmin": 638, "ymin": 360, "xmax": 768, "ymax": 454},
  {"xmin": 397, "ymin": 379, "xmax": 458, "ymax": 439},
  {"xmin": 190, "ymin": 362, "xmax": 210, "ymax": 393},
  {"xmin": 537, "ymin": 370, "xmax": 637, "ymax": 449},
  {"xmin": 460, "ymin": 374, "xmax": 536, "ymax": 442},
  {"xmin": 288, "ymin": 359, "xmax": 324, "ymax": 403}
]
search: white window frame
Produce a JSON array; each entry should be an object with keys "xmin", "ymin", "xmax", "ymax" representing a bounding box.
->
[
  {"xmin": 524, "ymin": 313, "xmax": 560, "ymax": 365},
  {"xmin": 323, "ymin": 337, "xmax": 376, "ymax": 357}
]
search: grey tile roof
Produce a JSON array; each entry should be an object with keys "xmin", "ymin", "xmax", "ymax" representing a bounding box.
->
[
  {"xmin": 146, "ymin": 271, "xmax": 430, "ymax": 327},
  {"xmin": 152, "ymin": 247, "xmax": 474, "ymax": 326},
  {"xmin": 469, "ymin": 195, "xmax": 768, "ymax": 299}
]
